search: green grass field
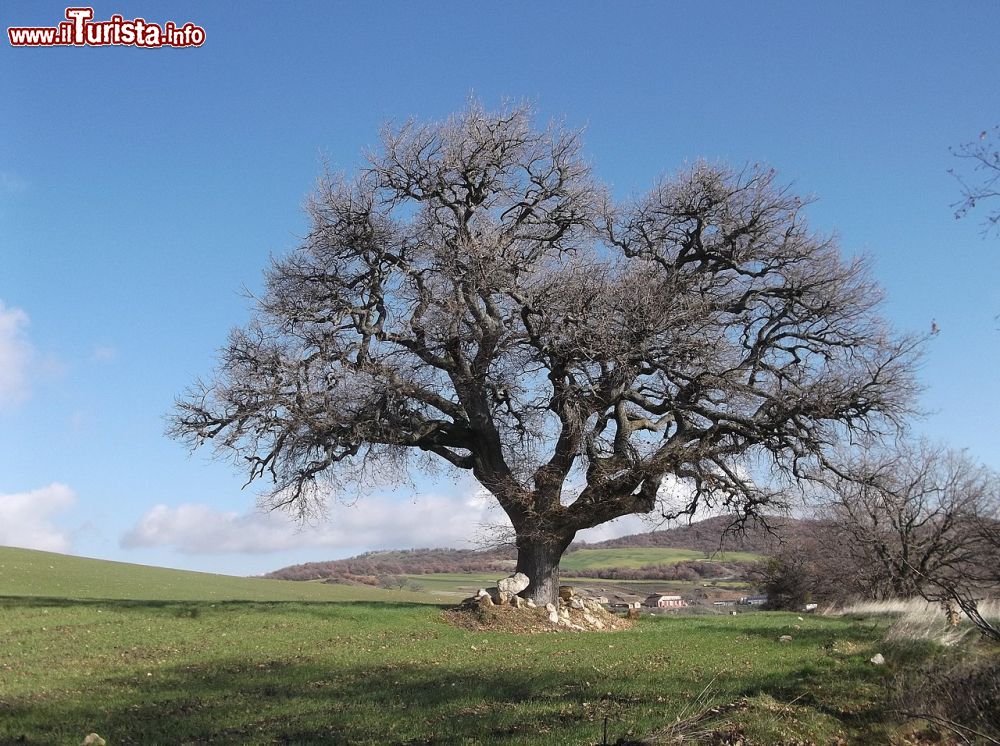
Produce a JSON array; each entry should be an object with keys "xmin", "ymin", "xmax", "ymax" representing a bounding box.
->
[
  {"xmin": 400, "ymin": 572, "xmax": 500, "ymax": 597},
  {"xmin": 560, "ymin": 547, "xmax": 759, "ymax": 572},
  {"xmin": 0, "ymin": 546, "xmax": 433, "ymax": 604},
  {"xmin": 0, "ymin": 546, "xmax": 946, "ymax": 744},
  {"xmin": 402, "ymin": 573, "xmax": 751, "ymax": 600},
  {"xmin": 392, "ymin": 546, "xmax": 759, "ymax": 598}
]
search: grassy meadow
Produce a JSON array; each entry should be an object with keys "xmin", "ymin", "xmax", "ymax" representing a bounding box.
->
[
  {"xmin": 400, "ymin": 572, "xmax": 499, "ymax": 598},
  {"xmin": 559, "ymin": 547, "xmax": 758, "ymax": 573},
  {"xmin": 395, "ymin": 546, "xmax": 758, "ymax": 599},
  {"xmin": 1, "ymin": 547, "xmax": 988, "ymax": 744},
  {"xmin": 401, "ymin": 573, "xmax": 751, "ymax": 602},
  {"xmin": 0, "ymin": 546, "xmax": 433, "ymax": 604}
]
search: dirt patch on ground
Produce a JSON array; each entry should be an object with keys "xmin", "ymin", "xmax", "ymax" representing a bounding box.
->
[{"xmin": 442, "ymin": 601, "xmax": 634, "ymax": 634}]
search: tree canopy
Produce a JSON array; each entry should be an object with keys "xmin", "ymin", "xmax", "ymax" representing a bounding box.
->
[{"xmin": 171, "ymin": 102, "xmax": 920, "ymax": 603}]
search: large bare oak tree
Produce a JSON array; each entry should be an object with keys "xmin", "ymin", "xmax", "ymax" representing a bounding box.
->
[{"xmin": 171, "ymin": 102, "xmax": 919, "ymax": 604}]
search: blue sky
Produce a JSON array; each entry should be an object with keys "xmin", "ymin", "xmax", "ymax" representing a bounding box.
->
[{"xmin": 2, "ymin": 1, "xmax": 998, "ymax": 576}]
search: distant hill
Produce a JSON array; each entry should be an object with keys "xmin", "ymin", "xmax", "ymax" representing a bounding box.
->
[
  {"xmin": 578, "ymin": 515, "xmax": 808, "ymax": 554},
  {"xmin": 266, "ymin": 515, "xmax": 803, "ymax": 583},
  {"xmin": 265, "ymin": 546, "xmax": 516, "ymax": 582}
]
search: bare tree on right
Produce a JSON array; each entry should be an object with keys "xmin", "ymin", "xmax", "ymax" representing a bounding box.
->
[{"xmin": 821, "ymin": 441, "xmax": 1000, "ymax": 639}]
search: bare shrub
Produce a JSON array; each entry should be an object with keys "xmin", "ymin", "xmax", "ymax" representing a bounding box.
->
[
  {"xmin": 891, "ymin": 655, "xmax": 1000, "ymax": 743},
  {"xmin": 818, "ymin": 441, "xmax": 1000, "ymax": 639}
]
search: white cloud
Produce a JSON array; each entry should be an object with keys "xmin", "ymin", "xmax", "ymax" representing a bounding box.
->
[
  {"xmin": 577, "ymin": 513, "xmax": 669, "ymax": 544},
  {"xmin": 121, "ymin": 474, "xmax": 731, "ymax": 557},
  {"xmin": 0, "ymin": 483, "xmax": 75, "ymax": 552},
  {"xmin": 568, "ymin": 473, "xmax": 723, "ymax": 544},
  {"xmin": 90, "ymin": 344, "xmax": 118, "ymax": 363},
  {"xmin": 120, "ymin": 491, "xmax": 509, "ymax": 555},
  {"xmin": 0, "ymin": 301, "xmax": 34, "ymax": 409}
]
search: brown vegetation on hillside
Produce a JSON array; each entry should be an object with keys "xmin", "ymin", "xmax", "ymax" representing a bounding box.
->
[
  {"xmin": 578, "ymin": 515, "xmax": 803, "ymax": 554},
  {"xmin": 266, "ymin": 546, "xmax": 515, "ymax": 582}
]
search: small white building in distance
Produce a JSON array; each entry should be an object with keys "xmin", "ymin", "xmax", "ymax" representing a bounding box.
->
[
  {"xmin": 607, "ymin": 595, "xmax": 643, "ymax": 610},
  {"xmin": 645, "ymin": 594, "xmax": 687, "ymax": 608}
]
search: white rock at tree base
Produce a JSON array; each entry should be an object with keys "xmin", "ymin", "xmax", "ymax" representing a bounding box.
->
[
  {"xmin": 497, "ymin": 572, "xmax": 530, "ymax": 595},
  {"xmin": 548, "ymin": 610, "xmax": 560, "ymax": 624},
  {"xmin": 545, "ymin": 602, "xmax": 557, "ymax": 613}
]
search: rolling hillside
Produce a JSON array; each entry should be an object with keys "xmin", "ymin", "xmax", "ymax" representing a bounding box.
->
[
  {"xmin": 267, "ymin": 515, "xmax": 782, "ymax": 582},
  {"xmin": 0, "ymin": 546, "xmax": 434, "ymax": 603},
  {"xmin": 583, "ymin": 515, "xmax": 805, "ymax": 553},
  {"xmin": 266, "ymin": 544, "xmax": 757, "ymax": 582}
]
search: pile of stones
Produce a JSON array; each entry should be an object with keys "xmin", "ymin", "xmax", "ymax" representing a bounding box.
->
[{"xmin": 458, "ymin": 572, "xmax": 627, "ymax": 632}]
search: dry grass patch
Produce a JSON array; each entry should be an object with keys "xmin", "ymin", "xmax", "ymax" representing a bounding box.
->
[{"xmin": 834, "ymin": 598, "xmax": 1000, "ymax": 646}]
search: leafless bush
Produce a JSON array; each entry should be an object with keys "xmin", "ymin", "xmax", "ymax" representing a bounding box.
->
[
  {"xmin": 891, "ymin": 655, "xmax": 1000, "ymax": 744},
  {"xmin": 817, "ymin": 441, "xmax": 1000, "ymax": 639}
]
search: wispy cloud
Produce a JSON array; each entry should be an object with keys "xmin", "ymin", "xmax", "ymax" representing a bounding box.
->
[
  {"xmin": 120, "ymin": 491, "xmax": 509, "ymax": 555},
  {"xmin": 0, "ymin": 483, "xmax": 75, "ymax": 552},
  {"xmin": 0, "ymin": 301, "xmax": 34, "ymax": 410},
  {"xmin": 0, "ymin": 171, "xmax": 27, "ymax": 195},
  {"xmin": 121, "ymin": 477, "xmax": 724, "ymax": 557},
  {"xmin": 90, "ymin": 344, "xmax": 118, "ymax": 364}
]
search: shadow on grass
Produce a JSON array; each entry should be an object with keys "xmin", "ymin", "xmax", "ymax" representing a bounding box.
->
[
  {"xmin": 0, "ymin": 596, "xmax": 443, "ymax": 612},
  {"xmin": 1, "ymin": 657, "xmax": 611, "ymax": 745},
  {"xmin": 0, "ymin": 644, "xmax": 910, "ymax": 745},
  {"xmin": 0, "ymin": 606, "xmax": 917, "ymax": 744},
  {"xmin": 733, "ymin": 659, "xmax": 893, "ymax": 731}
]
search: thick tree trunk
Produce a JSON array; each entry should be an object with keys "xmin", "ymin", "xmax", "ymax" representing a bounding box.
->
[{"xmin": 515, "ymin": 531, "xmax": 575, "ymax": 606}]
